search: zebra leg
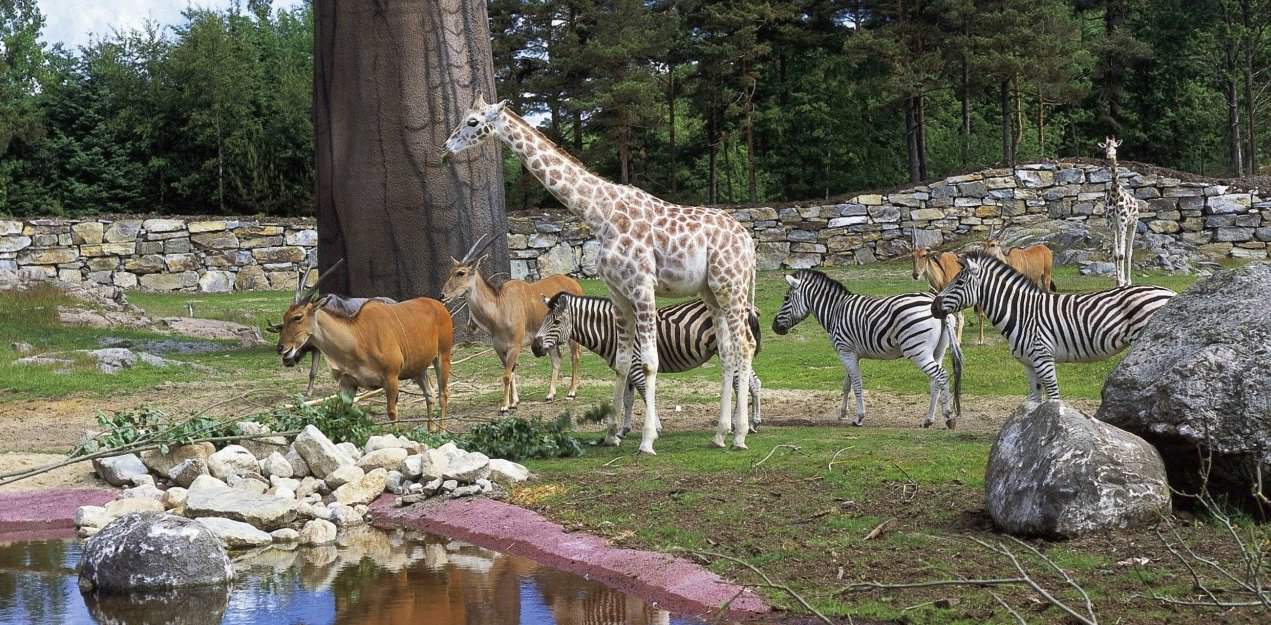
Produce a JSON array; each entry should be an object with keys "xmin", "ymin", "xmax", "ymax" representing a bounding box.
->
[
  {"xmin": 911, "ymin": 354, "xmax": 948, "ymax": 429},
  {"xmin": 836, "ymin": 354, "xmax": 853, "ymax": 421},
  {"xmin": 606, "ymin": 296, "xmax": 636, "ymax": 446},
  {"xmin": 748, "ymin": 374, "xmax": 762, "ymax": 432},
  {"xmin": 545, "ymin": 345, "xmax": 561, "ymax": 402},
  {"xmin": 1024, "ymin": 364, "xmax": 1042, "ymax": 402},
  {"xmin": 839, "ymin": 352, "xmax": 866, "ymax": 426},
  {"xmin": 565, "ymin": 340, "xmax": 581, "ymax": 400},
  {"xmin": 1036, "ymin": 359, "xmax": 1061, "ymax": 400},
  {"xmin": 621, "ymin": 376, "xmax": 638, "ymax": 437},
  {"xmin": 709, "ymin": 305, "xmax": 736, "ymax": 449}
]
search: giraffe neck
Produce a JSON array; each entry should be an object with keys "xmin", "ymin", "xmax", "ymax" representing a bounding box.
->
[
  {"xmin": 496, "ymin": 111, "xmax": 616, "ymax": 232},
  {"xmin": 1108, "ymin": 156, "xmax": 1122, "ymax": 197}
]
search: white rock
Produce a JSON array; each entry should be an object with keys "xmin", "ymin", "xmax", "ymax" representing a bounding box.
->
[
  {"xmin": 450, "ymin": 485, "xmax": 482, "ymax": 498},
  {"xmin": 333, "ymin": 468, "xmax": 388, "ymax": 506},
  {"xmin": 127, "ymin": 474, "xmax": 155, "ymax": 488},
  {"xmin": 235, "ymin": 421, "xmax": 287, "ymax": 459},
  {"xmin": 356, "ymin": 447, "xmax": 408, "ymax": 472},
  {"xmin": 327, "ymin": 503, "xmax": 364, "ymax": 527},
  {"xmin": 103, "ymin": 498, "xmax": 164, "ymax": 518},
  {"xmin": 423, "ymin": 478, "xmax": 443, "ymax": 493},
  {"xmin": 336, "ymin": 442, "xmax": 362, "ymax": 461},
  {"xmin": 185, "ymin": 486, "xmax": 298, "ymax": 530},
  {"xmin": 260, "ymin": 452, "xmax": 294, "ymax": 479},
  {"xmin": 300, "ymin": 519, "xmax": 337, "ymax": 545},
  {"xmin": 293, "ymin": 426, "xmax": 355, "ymax": 479},
  {"xmin": 120, "ymin": 484, "xmax": 165, "ymax": 502},
  {"xmin": 441, "ymin": 479, "xmax": 458, "ymax": 492},
  {"xmin": 295, "ymin": 476, "xmax": 322, "ymax": 499},
  {"xmin": 385, "ymin": 471, "xmax": 405, "ymax": 495},
  {"xmin": 268, "ymin": 487, "xmax": 296, "ymax": 500},
  {"xmin": 188, "ymin": 474, "xmax": 229, "ymax": 494},
  {"xmin": 325, "ymin": 465, "xmax": 364, "ymax": 489},
  {"xmin": 443, "ymin": 451, "xmax": 490, "ymax": 483},
  {"xmin": 284, "ymin": 446, "xmax": 311, "ymax": 478},
  {"xmin": 487, "ymin": 459, "xmax": 530, "ymax": 484},
  {"xmin": 91, "ymin": 453, "xmax": 148, "ymax": 487},
  {"xmin": 208, "ymin": 445, "xmax": 259, "ymax": 480},
  {"xmin": 364, "ymin": 435, "xmax": 406, "ymax": 452},
  {"xmin": 407, "ymin": 482, "xmax": 425, "ymax": 495},
  {"xmin": 269, "ymin": 476, "xmax": 300, "ymax": 492},
  {"xmin": 196, "ymin": 516, "xmax": 274, "ymax": 548},
  {"xmin": 400, "ymin": 454, "xmax": 424, "ymax": 479},
  {"xmin": 475, "ymin": 478, "xmax": 492, "ymax": 493},
  {"xmin": 75, "ymin": 505, "xmax": 110, "ymax": 529},
  {"xmin": 270, "ymin": 528, "xmax": 300, "ymax": 543},
  {"xmin": 296, "ymin": 502, "xmax": 330, "ymax": 521},
  {"xmin": 228, "ymin": 474, "xmax": 268, "ymax": 495},
  {"xmin": 167, "ymin": 458, "xmax": 209, "ymax": 488},
  {"xmin": 161, "ymin": 487, "xmax": 188, "ymax": 510},
  {"xmin": 418, "ymin": 448, "xmax": 450, "ymax": 481}
]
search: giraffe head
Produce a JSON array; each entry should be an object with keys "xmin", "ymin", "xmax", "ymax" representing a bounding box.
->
[
  {"xmin": 441, "ymin": 93, "xmax": 508, "ymax": 162},
  {"xmin": 1098, "ymin": 136, "xmax": 1122, "ymax": 161}
]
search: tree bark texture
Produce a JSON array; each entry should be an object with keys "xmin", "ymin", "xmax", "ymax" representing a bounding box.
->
[
  {"xmin": 1000, "ymin": 80, "xmax": 1015, "ymax": 169},
  {"xmin": 314, "ymin": 0, "xmax": 507, "ymax": 300}
]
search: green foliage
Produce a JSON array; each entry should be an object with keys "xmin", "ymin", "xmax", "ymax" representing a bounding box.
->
[
  {"xmin": 255, "ymin": 395, "xmax": 377, "ymax": 447},
  {"xmin": 579, "ymin": 402, "xmax": 614, "ymax": 425},
  {"xmin": 460, "ymin": 413, "xmax": 583, "ymax": 462},
  {"xmin": 83, "ymin": 407, "xmax": 238, "ymax": 456}
]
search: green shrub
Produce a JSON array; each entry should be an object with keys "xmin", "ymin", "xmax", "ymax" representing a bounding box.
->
[
  {"xmin": 84, "ymin": 407, "xmax": 238, "ymax": 456},
  {"xmin": 256, "ymin": 395, "xmax": 378, "ymax": 447},
  {"xmin": 460, "ymin": 413, "xmax": 583, "ymax": 462}
]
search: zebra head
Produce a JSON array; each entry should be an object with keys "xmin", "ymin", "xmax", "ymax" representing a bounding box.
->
[
  {"xmin": 532, "ymin": 292, "xmax": 575, "ymax": 357},
  {"xmin": 772, "ymin": 273, "xmax": 811, "ymax": 335},
  {"xmin": 931, "ymin": 255, "xmax": 983, "ymax": 319}
]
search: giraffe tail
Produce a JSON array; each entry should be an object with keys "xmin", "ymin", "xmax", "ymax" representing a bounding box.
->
[{"xmin": 747, "ymin": 309, "xmax": 762, "ymax": 356}]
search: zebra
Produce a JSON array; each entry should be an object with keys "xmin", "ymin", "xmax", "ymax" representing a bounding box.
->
[
  {"xmin": 930, "ymin": 250, "xmax": 1175, "ymax": 401},
  {"xmin": 530, "ymin": 292, "xmax": 762, "ymax": 438},
  {"xmin": 772, "ymin": 269, "xmax": 962, "ymax": 429}
]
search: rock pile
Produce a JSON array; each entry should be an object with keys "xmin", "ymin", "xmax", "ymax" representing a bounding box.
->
[{"xmin": 75, "ymin": 424, "xmax": 531, "ymax": 550}]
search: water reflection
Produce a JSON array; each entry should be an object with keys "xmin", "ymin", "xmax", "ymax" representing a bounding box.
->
[{"xmin": 0, "ymin": 530, "xmax": 700, "ymax": 625}]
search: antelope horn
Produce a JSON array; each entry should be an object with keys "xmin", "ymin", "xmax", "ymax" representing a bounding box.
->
[
  {"xmin": 293, "ymin": 259, "xmax": 312, "ymax": 304},
  {"xmin": 299, "ymin": 258, "xmax": 346, "ymax": 303},
  {"xmin": 263, "ymin": 319, "xmax": 282, "ymax": 333},
  {"xmin": 460, "ymin": 233, "xmax": 497, "ymax": 265},
  {"xmin": 911, "ymin": 227, "xmax": 919, "ymax": 247}
]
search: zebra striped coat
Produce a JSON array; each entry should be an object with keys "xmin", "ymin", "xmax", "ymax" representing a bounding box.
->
[
  {"xmin": 931, "ymin": 250, "xmax": 1175, "ymax": 400},
  {"xmin": 531, "ymin": 293, "xmax": 762, "ymax": 436},
  {"xmin": 773, "ymin": 269, "xmax": 962, "ymax": 429}
]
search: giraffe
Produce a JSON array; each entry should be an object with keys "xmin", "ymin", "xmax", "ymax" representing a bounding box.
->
[
  {"xmin": 442, "ymin": 94, "xmax": 758, "ymax": 454},
  {"xmin": 1099, "ymin": 136, "xmax": 1140, "ymax": 287}
]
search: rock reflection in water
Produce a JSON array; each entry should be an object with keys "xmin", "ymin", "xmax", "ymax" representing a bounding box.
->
[{"xmin": 1, "ymin": 530, "xmax": 696, "ymax": 625}]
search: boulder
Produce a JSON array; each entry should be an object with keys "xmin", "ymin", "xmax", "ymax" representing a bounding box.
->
[
  {"xmin": 443, "ymin": 451, "xmax": 491, "ymax": 483},
  {"xmin": 327, "ymin": 503, "xmax": 365, "ymax": 527},
  {"xmin": 293, "ymin": 425, "xmax": 354, "ymax": 479},
  {"xmin": 235, "ymin": 421, "xmax": 288, "ymax": 459},
  {"xmin": 195, "ymin": 517, "xmax": 274, "ymax": 549},
  {"xmin": 356, "ymin": 447, "xmax": 408, "ymax": 473},
  {"xmin": 91, "ymin": 453, "xmax": 148, "ymax": 487},
  {"xmin": 1097, "ymin": 264, "xmax": 1271, "ymax": 511},
  {"xmin": 417, "ymin": 448, "xmax": 450, "ymax": 481},
  {"xmin": 76, "ymin": 506, "xmax": 111, "ymax": 530},
  {"xmin": 300, "ymin": 519, "xmax": 337, "ymax": 545},
  {"xmin": 104, "ymin": 497, "xmax": 165, "ymax": 519},
  {"xmin": 228, "ymin": 474, "xmax": 269, "ymax": 495},
  {"xmin": 184, "ymin": 484, "xmax": 298, "ymax": 530},
  {"xmin": 336, "ymin": 441, "xmax": 362, "ymax": 461},
  {"xmin": 78, "ymin": 513, "xmax": 233, "ymax": 591},
  {"xmin": 83, "ymin": 585, "xmax": 230, "ymax": 625},
  {"xmin": 487, "ymin": 459, "xmax": 530, "ymax": 484},
  {"xmin": 364, "ymin": 434, "xmax": 407, "ymax": 452},
  {"xmin": 142, "ymin": 442, "xmax": 215, "ymax": 477},
  {"xmin": 270, "ymin": 528, "xmax": 300, "ymax": 543},
  {"xmin": 260, "ymin": 452, "xmax": 294, "ymax": 479},
  {"xmin": 187, "ymin": 474, "xmax": 228, "ymax": 494},
  {"xmin": 986, "ymin": 400, "xmax": 1170, "ymax": 537},
  {"xmin": 207, "ymin": 445, "xmax": 259, "ymax": 480},
  {"xmin": 121, "ymin": 484, "xmax": 165, "ymax": 503},
  {"xmin": 162, "ymin": 487, "xmax": 188, "ymax": 510},
  {"xmin": 284, "ymin": 446, "xmax": 311, "ymax": 478},
  {"xmin": 269, "ymin": 476, "xmax": 301, "ymax": 492},
  {"xmin": 325, "ymin": 464, "xmax": 364, "ymax": 489},
  {"xmin": 333, "ymin": 468, "xmax": 388, "ymax": 506}
]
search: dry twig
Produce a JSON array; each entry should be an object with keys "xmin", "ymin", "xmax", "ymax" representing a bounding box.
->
[
  {"xmin": 751, "ymin": 444, "xmax": 800, "ymax": 469},
  {"xmin": 673, "ymin": 547, "xmax": 832, "ymax": 625},
  {"xmin": 827, "ymin": 446, "xmax": 855, "ymax": 472}
]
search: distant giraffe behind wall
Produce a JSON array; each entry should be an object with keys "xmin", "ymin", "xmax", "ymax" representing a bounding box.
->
[{"xmin": 1099, "ymin": 136, "xmax": 1141, "ymax": 287}]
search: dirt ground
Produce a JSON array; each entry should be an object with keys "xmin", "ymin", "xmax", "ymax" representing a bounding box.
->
[{"xmin": 0, "ymin": 374, "xmax": 1097, "ymax": 493}]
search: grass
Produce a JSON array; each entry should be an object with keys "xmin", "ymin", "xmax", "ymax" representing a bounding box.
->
[
  {"xmin": 0, "ymin": 260, "xmax": 1201, "ymax": 403},
  {"xmin": 515, "ymin": 426, "xmax": 1262, "ymax": 625}
]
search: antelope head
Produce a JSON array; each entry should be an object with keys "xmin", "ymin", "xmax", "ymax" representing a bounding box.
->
[
  {"xmin": 275, "ymin": 258, "xmax": 344, "ymax": 366},
  {"xmin": 910, "ymin": 228, "xmax": 931, "ymax": 280},
  {"xmin": 983, "ymin": 224, "xmax": 1007, "ymax": 261},
  {"xmin": 440, "ymin": 234, "xmax": 497, "ymax": 305}
]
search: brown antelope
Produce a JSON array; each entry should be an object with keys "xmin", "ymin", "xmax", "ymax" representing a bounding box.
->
[
  {"xmin": 272, "ymin": 259, "xmax": 453, "ymax": 431},
  {"xmin": 984, "ymin": 225, "xmax": 1057, "ymax": 292},
  {"xmin": 440, "ymin": 235, "xmax": 584, "ymax": 415},
  {"xmin": 910, "ymin": 230, "xmax": 984, "ymax": 344}
]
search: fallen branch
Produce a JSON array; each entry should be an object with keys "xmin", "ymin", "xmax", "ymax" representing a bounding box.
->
[
  {"xmin": 827, "ymin": 446, "xmax": 855, "ymax": 472},
  {"xmin": 299, "ymin": 388, "xmax": 382, "ymax": 408},
  {"xmin": 863, "ymin": 518, "xmax": 894, "ymax": 541},
  {"xmin": 751, "ymin": 444, "xmax": 800, "ymax": 469},
  {"xmin": 672, "ymin": 547, "xmax": 832, "ymax": 625}
]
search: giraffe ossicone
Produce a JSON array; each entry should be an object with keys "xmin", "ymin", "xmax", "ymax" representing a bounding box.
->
[{"xmin": 443, "ymin": 96, "xmax": 759, "ymax": 454}]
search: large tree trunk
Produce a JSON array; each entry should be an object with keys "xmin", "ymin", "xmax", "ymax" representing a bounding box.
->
[
  {"xmin": 314, "ymin": 0, "xmax": 507, "ymax": 300},
  {"xmin": 1242, "ymin": 0, "xmax": 1257, "ymax": 175},
  {"xmin": 1000, "ymin": 80, "xmax": 1015, "ymax": 169},
  {"xmin": 668, "ymin": 66, "xmax": 678, "ymax": 195},
  {"xmin": 905, "ymin": 96, "xmax": 920, "ymax": 183},
  {"xmin": 1226, "ymin": 74, "xmax": 1244, "ymax": 175}
]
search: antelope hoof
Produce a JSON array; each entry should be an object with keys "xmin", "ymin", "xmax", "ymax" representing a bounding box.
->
[
  {"xmin": 499, "ymin": 408, "xmax": 510, "ymax": 416},
  {"xmin": 921, "ymin": 420, "xmax": 933, "ymax": 429},
  {"xmin": 566, "ymin": 393, "xmax": 577, "ymax": 401},
  {"xmin": 545, "ymin": 394, "xmax": 556, "ymax": 402},
  {"xmin": 852, "ymin": 416, "xmax": 865, "ymax": 427},
  {"xmin": 732, "ymin": 438, "xmax": 749, "ymax": 450},
  {"xmin": 638, "ymin": 443, "xmax": 657, "ymax": 455},
  {"xmin": 711, "ymin": 433, "xmax": 727, "ymax": 448}
]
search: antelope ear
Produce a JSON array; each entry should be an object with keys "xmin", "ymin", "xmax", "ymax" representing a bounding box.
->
[{"xmin": 784, "ymin": 274, "xmax": 800, "ymax": 287}]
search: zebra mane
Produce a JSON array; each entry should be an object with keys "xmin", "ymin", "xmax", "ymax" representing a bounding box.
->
[
  {"xmin": 960, "ymin": 250, "xmax": 1044, "ymax": 293},
  {"xmin": 793, "ymin": 269, "xmax": 853, "ymax": 297},
  {"xmin": 545, "ymin": 291, "xmax": 580, "ymax": 309}
]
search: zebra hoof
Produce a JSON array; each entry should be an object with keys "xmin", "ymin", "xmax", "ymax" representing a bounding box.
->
[
  {"xmin": 921, "ymin": 421, "xmax": 933, "ymax": 429},
  {"xmin": 852, "ymin": 417, "xmax": 865, "ymax": 427},
  {"xmin": 945, "ymin": 418, "xmax": 957, "ymax": 430},
  {"xmin": 620, "ymin": 427, "xmax": 632, "ymax": 437},
  {"xmin": 711, "ymin": 434, "xmax": 727, "ymax": 448},
  {"xmin": 566, "ymin": 393, "xmax": 577, "ymax": 401},
  {"xmin": 602, "ymin": 435, "xmax": 622, "ymax": 447}
]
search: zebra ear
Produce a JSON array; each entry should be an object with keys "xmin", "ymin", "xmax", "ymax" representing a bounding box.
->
[{"xmin": 784, "ymin": 274, "xmax": 800, "ymax": 288}]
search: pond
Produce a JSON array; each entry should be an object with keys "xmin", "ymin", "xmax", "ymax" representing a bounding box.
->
[{"xmin": 0, "ymin": 529, "xmax": 704, "ymax": 625}]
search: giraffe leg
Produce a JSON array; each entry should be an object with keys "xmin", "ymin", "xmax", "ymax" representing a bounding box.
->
[
  {"xmin": 631, "ymin": 289, "xmax": 661, "ymax": 455},
  {"xmin": 708, "ymin": 304, "xmax": 735, "ymax": 448},
  {"xmin": 621, "ymin": 379, "xmax": 637, "ymax": 437},
  {"xmin": 728, "ymin": 303, "xmax": 754, "ymax": 450},
  {"xmin": 607, "ymin": 295, "xmax": 636, "ymax": 446},
  {"xmin": 1124, "ymin": 221, "xmax": 1136, "ymax": 287}
]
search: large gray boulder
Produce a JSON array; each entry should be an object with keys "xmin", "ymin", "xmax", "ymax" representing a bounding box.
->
[
  {"xmin": 293, "ymin": 425, "xmax": 354, "ymax": 479},
  {"xmin": 184, "ymin": 483, "xmax": 298, "ymax": 530},
  {"xmin": 1097, "ymin": 264, "xmax": 1271, "ymax": 511},
  {"xmin": 91, "ymin": 453, "xmax": 148, "ymax": 487},
  {"xmin": 986, "ymin": 400, "xmax": 1170, "ymax": 538},
  {"xmin": 78, "ymin": 513, "xmax": 233, "ymax": 592}
]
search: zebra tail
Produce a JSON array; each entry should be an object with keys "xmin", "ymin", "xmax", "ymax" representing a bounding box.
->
[
  {"xmin": 747, "ymin": 310, "xmax": 762, "ymax": 356},
  {"xmin": 1049, "ymin": 279, "xmax": 1058, "ymax": 292},
  {"xmin": 945, "ymin": 317, "xmax": 963, "ymax": 417}
]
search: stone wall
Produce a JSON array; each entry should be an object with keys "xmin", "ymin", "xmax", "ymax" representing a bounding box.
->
[
  {"xmin": 2, "ymin": 161, "xmax": 1267, "ymax": 291},
  {"xmin": 0, "ymin": 218, "xmax": 317, "ymax": 292},
  {"xmin": 505, "ymin": 161, "xmax": 1269, "ymax": 280}
]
